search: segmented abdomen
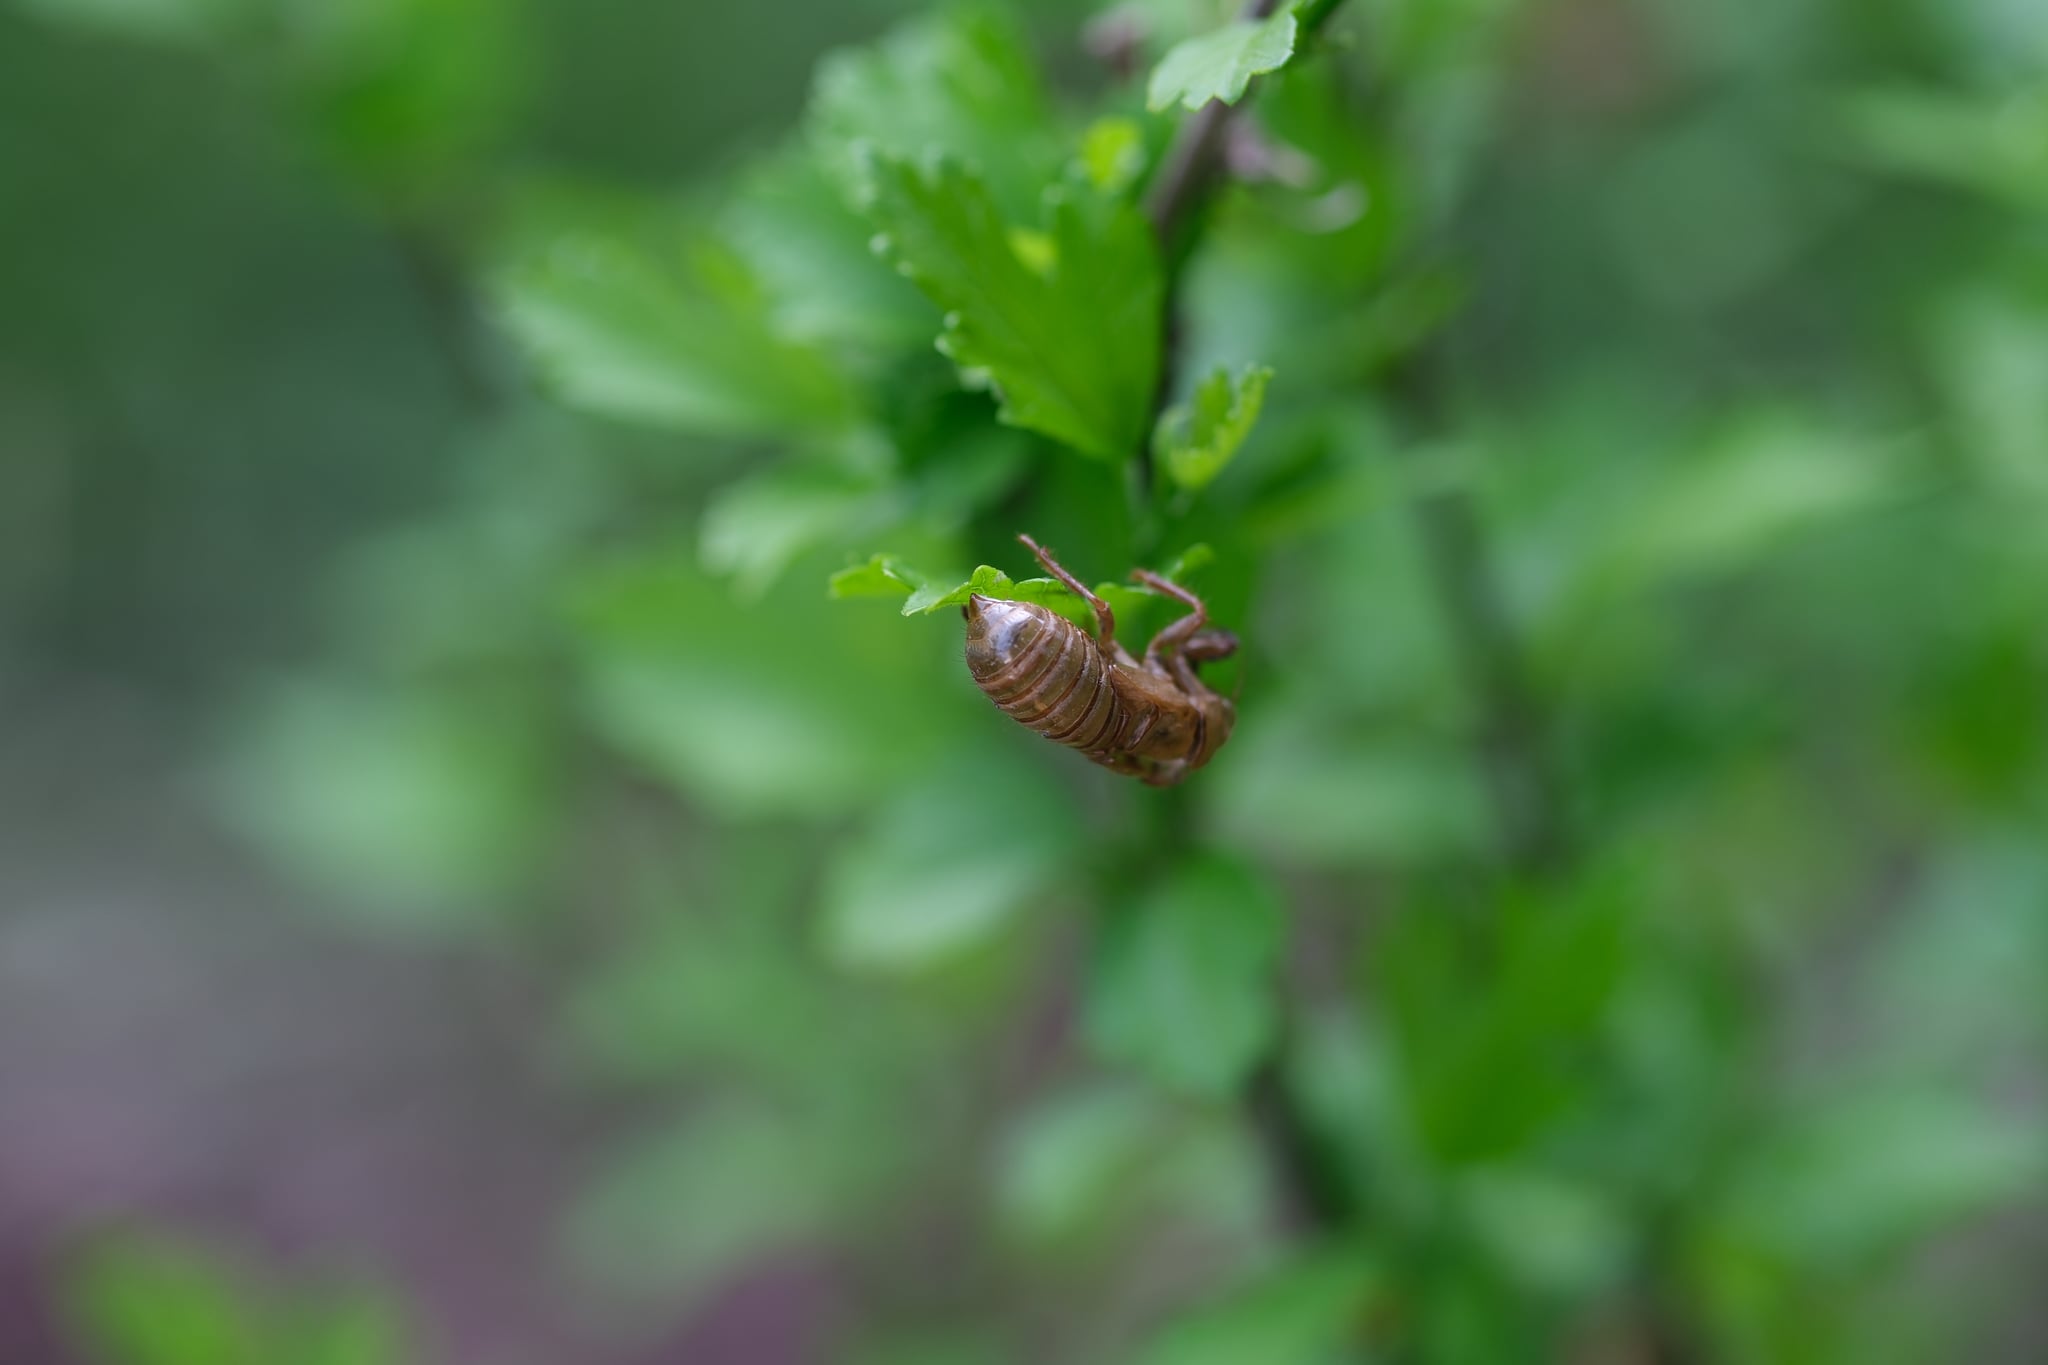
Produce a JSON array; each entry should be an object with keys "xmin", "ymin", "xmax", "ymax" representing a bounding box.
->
[{"xmin": 963, "ymin": 596, "xmax": 1132, "ymax": 759}]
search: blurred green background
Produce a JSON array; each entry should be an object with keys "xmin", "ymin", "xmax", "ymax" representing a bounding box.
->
[{"xmin": 2, "ymin": 0, "xmax": 2045, "ymax": 1362}]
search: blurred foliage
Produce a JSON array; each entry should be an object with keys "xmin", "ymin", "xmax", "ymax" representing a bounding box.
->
[
  {"xmin": 7, "ymin": 0, "xmax": 2048, "ymax": 1361},
  {"xmin": 61, "ymin": 1235, "xmax": 407, "ymax": 1365}
]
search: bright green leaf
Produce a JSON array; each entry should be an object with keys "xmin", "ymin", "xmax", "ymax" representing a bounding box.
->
[
  {"xmin": 1162, "ymin": 542, "xmax": 1216, "ymax": 581},
  {"xmin": 1146, "ymin": 11, "xmax": 1299, "ymax": 114},
  {"xmin": 861, "ymin": 155, "xmax": 1162, "ymax": 461},
  {"xmin": 1086, "ymin": 852, "xmax": 1284, "ymax": 1097},
  {"xmin": 830, "ymin": 555, "xmax": 932, "ymax": 600},
  {"xmin": 62, "ymin": 1236, "xmax": 267, "ymax": 1365},
  {"xmin": 1156, "ymin": 365, "xmax": 1274, "ymax": 492},
  {"xmin": 829, "ymin": 551, "xmax": 1205, "ymax": 627},
  {"xmin": 1078, "ymin": 116, "xmax": 1146, "ymax": 193}
]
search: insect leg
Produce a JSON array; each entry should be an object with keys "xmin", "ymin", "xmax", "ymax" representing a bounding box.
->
[
  {"xmin": 1019, "ymin": 533, "xmax": 1115, "ymax": 647},
  {"xmin": 1131, "ymin": 568, "xmax": 1207, "ymax": 661}
]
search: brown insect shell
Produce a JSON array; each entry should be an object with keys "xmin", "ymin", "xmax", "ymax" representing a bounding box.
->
[{"xmin": 961, "ymin": 593, "xmax": 1232, "ymax": 783}]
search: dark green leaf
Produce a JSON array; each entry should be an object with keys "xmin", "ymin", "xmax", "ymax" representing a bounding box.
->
[
  {"xmin": 1377, "ymin": 871, "xmax": 1633, "ymax": 1164},
  {"xmin": 862, "ymin": 155, "xmax": 1162, "ymax": 461}
]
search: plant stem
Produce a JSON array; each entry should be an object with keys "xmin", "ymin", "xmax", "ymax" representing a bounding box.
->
[
  {"xmin": 1129, "ymin": 0, "xmax": 1359, "ymax": 1238},
  {"xmin": 1137, "ymin": 0, "xmax": 1326, "ymax": 501}
]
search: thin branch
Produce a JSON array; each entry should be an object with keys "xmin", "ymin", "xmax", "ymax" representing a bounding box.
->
[
  {"xmin": 1136, "ymin": 0, "xmax": 1303, "ymax": 498},
  {"xmin": 1127, "ymin": 0, "xmax": 1360, "ymax": 1238}
]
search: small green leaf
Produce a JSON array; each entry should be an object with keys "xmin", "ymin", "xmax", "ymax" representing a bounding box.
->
[
  {"xmin": 1086, "ymin": 853, "xmax": 1284, "ymax": 1097},
  {"xmin": 1147, "ymin": 11, "xmax": 1299, "ymax": 114},
  {"xmin": 850, "ymin": 558, "xmax": 1197, "ymax": 627},
  {"xmin": 1155, "ymin": 365, "xmax": 1274, "ymax": 492},
  {"xmin": 1139, "ymin": 1244, "xmax": 1382, "ymax": 1365},
  {"xmin": 1078, "ymin": 116, "xmax": 1146, "ymax": 193},
  {"xmin": 1162, "ymin": 542, "xmax": 1216, "ymax": 581},
  {"xmin": 830, "ymin": 555, "xmax": 931, "ymax": 600},
  {"xmin": 861, "ymin": 155, "xmax": 1162, "ymax": 461}
]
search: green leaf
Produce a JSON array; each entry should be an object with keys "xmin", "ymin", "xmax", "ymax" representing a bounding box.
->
[
  {"xmin": 723, "ymin": 151, "xmax": 933, "ymax": 349},
  {"xmin": 810, "ymin": 6, "xmax": 1059, "ymax": 219},
  {"xmin": 1139, "ymin": 1244, "xmax": 1382, "ymax": 1365},
  {"xmin": 1077, "ymin": 116, "xmax": 1146, "ymax": 194},
  {"xmin": 1377, "ymin": 870, "xmax": 1633, "ymax": 1164},
  {"xmin": 862, "ymin": 155, "xmax": 1162, "ymax": 461},
  {"xmin": 567, "ymin": 1100, "xmax": 845, "ymax": 1297},
  {"xmin": 1085, "ymin": 852, "xmax": 1284, "ymax": 1097},
  {"xmin": 1146, "ymin": 10, "xmax": 1299, "ymax": 114},
  {"xmin": 60, "ymin": 1237, "xmax": 408, "ymax": 1365},
  {"xmin": 1156, "ymin": 365, "xmax": 1274, "ymax": 492},
  {"xmin": 491, "ymin": 217, "xmax": 857, "ymax": 439},
  {"xmin": 1573, "ymin": 415, "xmax": 1914, "ymax": 602},
  {"xmin": 700, "ymin": 467, "xmax": 894, "ymax": 598},
  {"xmin": 1715, "ymin": 1086, "xmax": 2047, "ymax": 1267},
  {"xmin": 571, "ymin": 547, "xmax": 967, "ymax": 818},
  {"xmin": 830, "ymin": 554, "xmax": 931, "ymax": 600},
  {"xmin": 995, "ymin": 1084, "xmax": 1161, "ymax": 1247},
  {"xmin": 291, "ymin": 1291, "xmax": 408, "ymax": 1365},
  {"xmin": 1839, "ymin": 87, "xmax": 2048, "ymax": 211},
  {"xmin": 1162, "ymin": 541, "xmax": 1217, "ymax": 581},
  {"xmin": 212, "ymin": 676, "xmax": 557, "ymax": 930},
  {"xmin": 62, "ymin": 1236, "xmax": 267, "ymax": 1365},
  {"xmin": 820, "ymin": 756, "xmax": 1081, "ymax": 973},
  {"xmin": 830, "ymin": 552, "xmax": 1203, "ymax": 627}
]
